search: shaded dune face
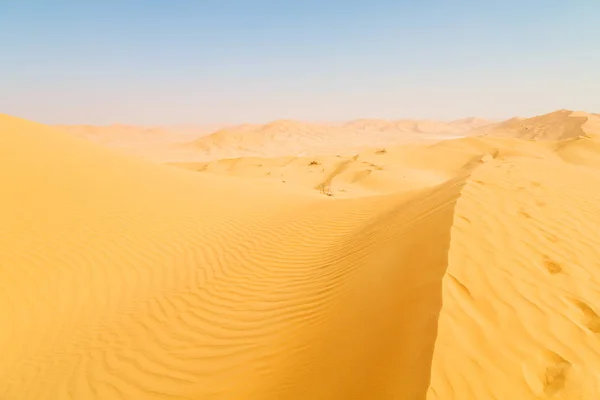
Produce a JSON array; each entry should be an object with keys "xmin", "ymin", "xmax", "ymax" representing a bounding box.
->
[
  {"xmin": 3, "ymin": 110, "xmax": 600, "ymax": 399},
  {"xmin": 0, "ymin": 115, "xmax": 467, "ymax": 399},
  {"xmin": 429, "ymin": 155, "xmax": 600, "ymax": 399}
]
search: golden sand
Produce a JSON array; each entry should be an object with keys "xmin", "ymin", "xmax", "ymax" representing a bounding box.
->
[{"xmin": 2, "ymin": 110, "xmax": 600, "ymax": 399}]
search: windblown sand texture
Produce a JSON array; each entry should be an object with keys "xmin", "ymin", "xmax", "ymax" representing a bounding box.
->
[{"xmin": 2, "ymin": 110, "xmax": 600, "ymax": 399}]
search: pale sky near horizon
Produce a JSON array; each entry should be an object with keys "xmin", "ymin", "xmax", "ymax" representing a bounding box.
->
[{"xmin": 1, "ymin": 1, "xmax": 599, "ymax": 125}]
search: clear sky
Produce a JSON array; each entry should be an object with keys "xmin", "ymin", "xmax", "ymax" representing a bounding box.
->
[{"xmin": 1, "ymin": 0, "xmax": 599, "ymax": 125}]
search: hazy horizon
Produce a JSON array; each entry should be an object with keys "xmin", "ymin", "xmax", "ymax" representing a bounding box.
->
[{"xmin": 2, "ymin": 0, "xmax": 599, "ymax": 125}]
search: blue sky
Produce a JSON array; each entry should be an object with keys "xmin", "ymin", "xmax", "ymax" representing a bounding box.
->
[{"xmin": 1, "ymin": 1, "xmax": 599, "ymax": 124}]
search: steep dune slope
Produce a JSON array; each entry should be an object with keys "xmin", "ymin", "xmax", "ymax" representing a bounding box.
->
[
  {"xmin": 172, "ymin": 123, "xmax": 600, "ymax": 399},
  {"xmin": 0, "ymin": 114, "xmax": 468, "ymax": 399},
  {"xmin": 4, "ymin": 112, "xmax": 600, "ymax": 399},
  {"xmin": 429, "ymin": 155, "xmax": 600, "ymax": 399},
  {"xmin": 474, "ymin": 109, "xmax": 600, "ymax": 141},
  {"xmin": 553, "ymin": 134, "xmax": 600, "ymax": 169}
]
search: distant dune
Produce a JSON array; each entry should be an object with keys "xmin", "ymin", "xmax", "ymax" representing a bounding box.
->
[
  {"xmin": 344, "ymin": 117, "xmax": 490, "ymax": 134},
  {"xmin": 53, "ymin": 118, "xmax": 493, "ymax": 163},
  {"xmin": 3, "ymin": 110, "xmax": 600, "ymax": 399},
  {"xmin": 189, "ymin": 117, "xmax": 493, "ymax": 160},
  {"xmin": 55, "ymin": 124, "xmax": 170, "ymax": 145},
  {"xmin": 473, "ymin": 109, "xmax": 600, "ymax": 140},
  {"xmin": 55, "ymin": 123, "xmax": 228, "ymax": 144},
  {"xmin": 54, "ymin": 123, "xmax": 230, "ymax": 162}
]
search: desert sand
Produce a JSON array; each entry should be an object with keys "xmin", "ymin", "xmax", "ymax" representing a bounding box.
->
[
  {"xmin": 2, "ymin": 109, "xmax": 600, "ymax": 399},
  {"xmin": 54, "ymin": 123, "xmax": 230, "ymax": 163},
  {"xmin": 187, "ymin": 117, "xmax": 492, "ymax": 161},
  {"xmin": 55, "ymin": 117, "xmax": 492, "ymax": 163}
]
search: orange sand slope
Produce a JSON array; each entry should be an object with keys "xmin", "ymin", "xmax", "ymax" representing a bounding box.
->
[{"xmin": 3, "ymin": 112, "xmax": 600, "ymax": 399}]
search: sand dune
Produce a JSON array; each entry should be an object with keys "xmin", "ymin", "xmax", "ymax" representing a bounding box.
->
[
  {"xmin": 55, "ymin": 123, "xmax": 228, "ymax": 144},
  {"xmin": 170, "ymin": 135, "xmax": 563, "ymax": 198},
  {"xmin": 169, "ymin": 143, "xmax": 481, "ymax": 198},
  {"xmin": 54, "ymin": 123, "xmax": 229, "ymax": 162},
  {"xmin": 0, "ymin": 114, "xmax": 471, "ymax": 399},
  {"xmin": 344, "ymin": 117, "xmax": 490, "ymax": 134},
  {"xmin": 473, "ymin": 109, "xmax": 600, "ymax": 141},
  {"xmin": 3, "ymin": 110, "xmax": 600, "ymax": 399},
  {"xmin": 189, "ymin": 118, "xmax": 492, "ymax": 161},
  {"xmin": 54, "ymin": 118, "xmax": 492, "ymax": 164},
  {"xmin": 429, "ymin": 151, "xmax": 600, "ymax": 399}
]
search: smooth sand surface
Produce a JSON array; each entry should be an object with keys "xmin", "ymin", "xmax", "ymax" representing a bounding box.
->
[
  {"xmin": 54, "ymin": 123, "xmax": 230, "ymax": 163},
  {"xmin": 56, "ymin": 118, "xmax": 491, "ymax": 163},
  {"xmin": 188, "ymin": 118, "xmax": 492, "ymax": 161},
  {"xmin": 2, "ymin": 110, "xmax": 600, "ymax": 399}
]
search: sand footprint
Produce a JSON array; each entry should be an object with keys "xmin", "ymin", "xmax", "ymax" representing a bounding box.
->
[
  {"xmin": 574, "ymin": 299, "xmax": 600, "ymax": 333},
  {"xmin": 446, "ymin": 273, "xmax": 472, "ymax": 298},
  {"xmin": 541, "ymin": 231, "xmax": 559, "ymax": 243},
  {"xmin": 518, "ymin": 209, "xmax": 532, "ymax": 218},
  {"xmin": 542, "ymin": 256, "xmax": 562, "ymax": 274},
  {"xmin": 542, "ymin": 351, "xmax": 571, "ymax": 396}
]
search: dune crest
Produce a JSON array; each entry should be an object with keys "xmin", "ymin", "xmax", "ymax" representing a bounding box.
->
[
  {"xmin": 475, "ymin": 109, "xmax": 600, "ymax": 140},
  {"xmin": 429, "ymin": 154, "xmax": 600, "ymax": 399},
  {"xmin": 0, "ymin": 114, "xmax": 469, "ymax": 399},
  {"xmin": 4, "ymin": 110, "xmax": 600, "ymax": 399}
]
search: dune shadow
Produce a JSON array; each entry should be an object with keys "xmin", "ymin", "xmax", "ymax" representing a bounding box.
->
[{"xmin": 292, "ymin": 174, "xmax": 470, "ymax": 399}]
